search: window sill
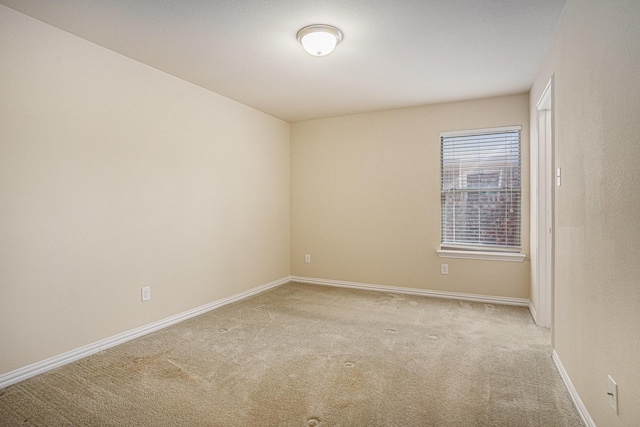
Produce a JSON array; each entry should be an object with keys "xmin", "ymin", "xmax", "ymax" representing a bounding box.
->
[{"xmin": 437, "ymin": 249, "xmax": 526, "ymax": 262}]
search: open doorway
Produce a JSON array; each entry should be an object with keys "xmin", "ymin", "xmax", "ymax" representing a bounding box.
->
[{"xmin": 534, "ymin": 78, "xmax": 554, "ymax": 329}]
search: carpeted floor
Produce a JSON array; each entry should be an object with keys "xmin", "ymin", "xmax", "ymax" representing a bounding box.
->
[{"xmin": 0, "ymin": 282, "xmax": 583, "ymax": 426}]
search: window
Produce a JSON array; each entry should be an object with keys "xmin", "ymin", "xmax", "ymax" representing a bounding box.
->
[{"xmin": 438, "ymin": 126, "xmax": 524, "ymax": 262}]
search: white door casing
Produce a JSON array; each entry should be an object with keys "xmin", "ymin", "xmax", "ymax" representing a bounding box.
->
[{"xmin": 534, "ymin": 78, "xmax": 554, "ymax": 329}]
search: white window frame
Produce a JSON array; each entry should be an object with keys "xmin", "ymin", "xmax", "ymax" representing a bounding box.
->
[{"xmin": 437, "ymin": 126, "xmax": 526, "ymax": 262}]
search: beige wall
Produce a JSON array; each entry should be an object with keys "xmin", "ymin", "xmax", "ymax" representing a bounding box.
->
[
  {"xmin": 291, "ymin": 94, "xmax": 530, "ymax": 299},
  {"xmin": 530, "ymin": 0, "xmax": 640, "ymax": 425},
  {"xmin": 0, "ymin": 6, "xmax": 290, "ymax": 375}
]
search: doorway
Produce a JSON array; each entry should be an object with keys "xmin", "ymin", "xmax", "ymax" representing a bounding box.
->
[{"xmin": 534, "ymin": 78, "xmax": 554, "ymax": 329}]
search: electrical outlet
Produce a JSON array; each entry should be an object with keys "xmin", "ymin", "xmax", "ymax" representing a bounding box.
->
[
  {"xmin": 141, "ymin": 286, "xmax": 151, "ymax": 302},
  {"xmin": 607, "ymin": 375, "xmax": 618, "ymax": 414},
  {"xmin": 441, "ymin": 264, "xmax": 449, "ymax": 275},
  {"xmin": 305, "ymin": 254, "xmax": 311, "ymax": 263}
]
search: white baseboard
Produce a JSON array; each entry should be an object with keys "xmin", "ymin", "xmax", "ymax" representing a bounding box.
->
[
  {"xmin": 291, "ymin": 276, "xmax": 530, "ymax": 306},
  {"xmin": 0, "ymin": 276, "xmax": 290, "ymax": 390},
  {"xmin": 552, "ymin": 349, "xmax": 596, "ymax": 427},
  {"xmin": 529, "ymin": 302, "xmax": 538, "ymax": 324}
]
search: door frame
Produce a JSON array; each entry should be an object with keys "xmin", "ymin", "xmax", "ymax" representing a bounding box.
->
[{"xmin": 534, "ymin": 77, "xmax": 554, "ymax": 329}]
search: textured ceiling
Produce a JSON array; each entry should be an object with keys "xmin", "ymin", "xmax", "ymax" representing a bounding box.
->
[{"xmin": 0, "ymin": 0, "xmax": 566, "ymax": 122}]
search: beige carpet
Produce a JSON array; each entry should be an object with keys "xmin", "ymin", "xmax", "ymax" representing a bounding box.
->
[{"xmin": 0, "ymin": 282, "xmax": 583, "ymax": 426}]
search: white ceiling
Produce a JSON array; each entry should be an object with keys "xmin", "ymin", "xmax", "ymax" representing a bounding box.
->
[{"xmin": 0, "ymin": 0, "xmax": 566, "ymax": 122}]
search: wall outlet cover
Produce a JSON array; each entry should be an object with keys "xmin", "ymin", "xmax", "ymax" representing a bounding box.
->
[{"xmin": 141, "ymin": 286, "xmax": 151, "ymax": 302}]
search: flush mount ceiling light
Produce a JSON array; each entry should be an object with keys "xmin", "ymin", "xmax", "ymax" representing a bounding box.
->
[{"xmin": 296, "ymin": 24, "xmax": 343, "ymax": 57}]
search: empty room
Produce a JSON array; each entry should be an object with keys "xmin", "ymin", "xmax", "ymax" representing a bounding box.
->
[{"xmin": 0, "ymin": 0, "xmax": 638, "ymax": 426}]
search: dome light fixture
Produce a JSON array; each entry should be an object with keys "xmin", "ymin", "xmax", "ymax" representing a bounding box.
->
[{"xmin": 296, "ymin": 24, "xmax": 343, "ymax": 57}]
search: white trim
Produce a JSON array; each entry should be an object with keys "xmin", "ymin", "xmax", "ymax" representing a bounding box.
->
[
  {"xmin": 528, "ymin": 301, "xmax": 538, "ymax": 324},
  {"xmin": 533, "ymin": 75, "xmax": 554, "ymax": 329},
  {"xmin": 0, "ymin": 276, "xmax": 291, "ymax": 390},
  {"xmin": 440, "ymin": 125, "xmax": 522, "ymax": 138},
  {"xmin": 536, "ymin": 78, "xmax": 553, "ymax": 110},
  {"xmin": 291, "ymin": 276, "xmax": 529, "ymax": 306},
  {"xmin": 437, "ymin": 249, "xmax": 526, "ymax": 262},
  {"xmin": 552, "ymin": 350, "xmax": 596, "ymax": 427}
]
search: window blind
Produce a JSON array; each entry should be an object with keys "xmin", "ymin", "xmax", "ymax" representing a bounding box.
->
[{"xmin": 440, "ymin": 126, "xmax": 521, "ymax": 251}]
